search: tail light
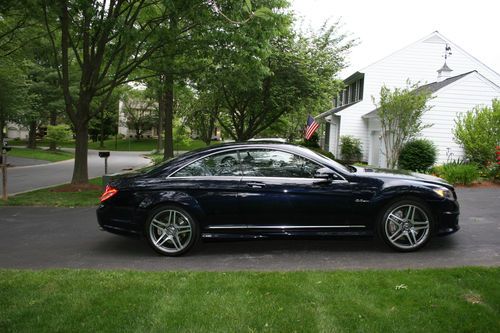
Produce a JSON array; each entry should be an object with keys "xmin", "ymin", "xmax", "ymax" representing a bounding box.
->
[{"xmin": 100, "ymin": 185, "xmax": 118, "ymax": 202}]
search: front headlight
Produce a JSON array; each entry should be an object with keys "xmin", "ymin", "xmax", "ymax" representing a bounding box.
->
[{"xmin": 433, "ymin": 187, "xmax": 454, "ymax": 200}]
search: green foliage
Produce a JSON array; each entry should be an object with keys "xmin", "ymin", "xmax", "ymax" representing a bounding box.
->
[
  {"xmin": 434, "ymin": 163, "xmax": 480, "ymax": 185},
  {"xmin": 309, "ymin": 147, "xmax": 336, "ymax": 160},
  {"xmin": 340, "ymin": 135, "xmax": 362, "ymax": 163},
  {"xmin": 300, "ymin": 133, "xmax": 320, "ymax": 148},
  {"xmin": 45, "ymin": 125, "xmax": 72, "ymax": 148},
  {"xmin": 374, "ymin": 82, "xmax": 433, "ymax": 169},
  {"xmin": 398, "ymin": 139, "xmax": 437, "ymax": 171},
  {"xmin": 482, "ymin": 162, "xmax": 500, "ymax": 182},
  {"xmin": 454, "ymin": 99, "xmax": 500, "ymax": 166}
]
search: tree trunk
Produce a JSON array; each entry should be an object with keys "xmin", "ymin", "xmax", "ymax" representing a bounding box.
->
[
  {"xmin": 157, "ymin": 91, "xmax": 164, "ymax": 153},
  {"xmin": 0, "ymin": 116, "xmax": 5, "ymax": 146},
  {"xmin": 27, "ymin": 121, "xmax": 37, "ymax": 149},
  {"xmin": 49, "ymin": 110, "xmax": 57, "ymax": 151},
  {"xmin": 99, "ymin": 108, "xmax": 105, "ymax": 148},
  {"xmin": 72, "ymin": 121, "xmax": 89, "ymax": 184},
  {"xmin": 0, "ymin": 116, "xmax": 4, "ymax": 165},
  {"xmin": 163, "ymin": 74, "xmax": 174, "ymax": 160}
]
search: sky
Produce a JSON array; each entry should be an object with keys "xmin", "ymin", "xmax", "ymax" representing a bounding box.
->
[{"xmin": 291, "ymin": 0, "xmax": 500, "ymax": 78}]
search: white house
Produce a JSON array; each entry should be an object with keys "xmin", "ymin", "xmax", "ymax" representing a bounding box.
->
[{"xmin": 317, "ymin": 31, "xmax": 500, "ymax": 167}]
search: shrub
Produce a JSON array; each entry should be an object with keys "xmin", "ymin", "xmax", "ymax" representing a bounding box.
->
[
  {"xmin": 301, "ymin": 133, "xmax": 320, "ymax": 148},
  {"xmin": 453, "ymin": 99, "xmax": 500, "ymax": 166},
  {"xmin": 437, "ymin": 163, "xmax": 480, "ymax": 185},
  {"xmin": 340, "ymin": 135, "xmax": 362, "ymax": 163},
  {"xmin": 482, "ymin": 162, "xmax": 500, "ymax": 182},
  {"xmin": 46, "ymin": 125, "xmax": 72, "ymax": 148},
  {"xmin": 309, "ymin": 147, "xmax": 335, "ymax": 160},
  {"xmin": 398, "ymin": 139, "xmax": 437, "ymax": 171}
]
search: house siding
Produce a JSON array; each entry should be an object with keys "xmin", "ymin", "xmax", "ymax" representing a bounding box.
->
[{"xmin": 330, "ymin": 32, "xmax": 500, "ymax": 162}]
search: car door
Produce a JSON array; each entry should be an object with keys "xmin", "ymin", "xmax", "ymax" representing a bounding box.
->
[
  {"xmin": 238, "ymin": 148, "xmax": 355, "ymax": 230},
  {"xmin": 168, "ymin": 149, "xmax": 242, "ymax": 229}
]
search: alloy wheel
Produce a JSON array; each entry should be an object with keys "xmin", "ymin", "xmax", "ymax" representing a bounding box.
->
[
  {"xmin": 384, "ymin": 204, "xmax": 430, "ymax": 250},
  {"xmin": 149, "ymin": 209, "xmax": 193, "ymax": 254}
]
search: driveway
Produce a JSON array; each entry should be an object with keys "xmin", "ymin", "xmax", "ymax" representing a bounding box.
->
[
  {"xmin": 7, "ymin": 149, "xmax": 151, "ymax": 195},
  {"xmin": 0, "ymin": 188, "xmax": 498, "ymax": 271}
]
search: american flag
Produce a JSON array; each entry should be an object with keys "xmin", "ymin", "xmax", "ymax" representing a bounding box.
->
[{"xmin": 305, "ymin": 115, "xmax": 319, "ymax": 140}]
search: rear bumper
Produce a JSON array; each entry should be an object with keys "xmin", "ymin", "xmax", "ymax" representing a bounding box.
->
[{"xmin": 96, "ymin": 204, "xmax": 143, "ymax": 237}]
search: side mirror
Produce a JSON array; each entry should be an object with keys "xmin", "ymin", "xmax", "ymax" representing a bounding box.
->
[{"xmin": 314, "ymin": 167, "xmax": 336, "ymax": 180}]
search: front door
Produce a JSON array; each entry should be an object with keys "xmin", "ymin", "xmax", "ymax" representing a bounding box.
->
[{"xmin": 237, "ymin": 149, "xmax": 354, "ymax": 230}]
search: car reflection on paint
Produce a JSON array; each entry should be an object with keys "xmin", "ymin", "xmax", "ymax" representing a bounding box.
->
[{"xmin": 97, "ymin": 142, "xmax": 460, "ymax": 256}]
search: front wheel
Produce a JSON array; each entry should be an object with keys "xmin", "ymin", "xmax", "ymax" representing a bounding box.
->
[
  {"xmin": 145, "ymin": 205, "xmax": 199, "ymax": 256},
  {"xmin": 378, "ymin": 199, "xmax": 434, "ymax": 252}
]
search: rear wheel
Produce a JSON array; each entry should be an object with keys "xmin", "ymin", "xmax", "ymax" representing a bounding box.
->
[
  {"xmin": 378, "ymin": 199, "xmax": 434, "ymax": 252},
  {"xmin": 145, "ymin": 205, "xmax": 198, "ymax": 256}
]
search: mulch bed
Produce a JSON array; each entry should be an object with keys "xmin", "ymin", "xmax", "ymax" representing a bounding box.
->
[{"xmin": 455, "ymin": 181, "xmax": 500, "ymax": 189}]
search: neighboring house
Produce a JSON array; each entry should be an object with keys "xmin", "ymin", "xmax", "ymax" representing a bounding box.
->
[
  {"xmin": 118, "ymin": 99, "xmax": 158, "ymax": 138},
  {"xmin": 6, "ymin": 124, "xmax": 28, "ymax": 140},
  {"xmin": 317, "ymin": 31, "xmax": 500, "ymax": 167}
]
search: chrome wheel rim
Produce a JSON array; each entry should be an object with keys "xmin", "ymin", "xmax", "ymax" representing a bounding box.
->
[
  {"xmin": 149, "ymin": 209, "xmax": 193, "ymax": 253},
  {"xmin": 384, "ymin": 204, "xmax": 430, "ymax": 250}
]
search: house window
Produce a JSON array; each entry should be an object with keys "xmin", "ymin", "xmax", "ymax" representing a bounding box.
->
[
  {"xmin": 358, "ymin": 78, "xmax": 364, "ymax": 100},
  {"xmin": 350, "ymin": 83, "xmax": 357, "ymax": 103}
]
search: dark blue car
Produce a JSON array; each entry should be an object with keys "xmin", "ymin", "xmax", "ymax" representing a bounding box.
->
[{"xmin": 97, "ymin": 142, "xmax": 459, "ymax": 256}]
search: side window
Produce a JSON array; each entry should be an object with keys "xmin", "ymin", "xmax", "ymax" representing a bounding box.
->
[
  {"xmin": 172, "ymin": 151, "xmax": 240, "ymax": 177},
  {"xmin": 240, "ymin": 149, "xmax": 324, "ymax": 178}
]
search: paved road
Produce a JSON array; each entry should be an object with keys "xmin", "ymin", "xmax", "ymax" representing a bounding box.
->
[
  {"xmin": 0, "ymin": 188, "xmax": 498, "ymax": 271},
  {"xmin": 7, "ymin": 156, "xmax": 51, "ymax": 167},
  {"xmin": 7, "ymin": 150, "xmax": 151, "ymax": 195}
]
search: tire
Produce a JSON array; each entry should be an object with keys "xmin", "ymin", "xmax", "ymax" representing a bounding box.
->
[
  {"xmin": 145, "ymin": 205, "xmax": 199, "ymax": 256},
  {"xmin": 378, "ymin": 198, "xmax": 435, "ymax": 252}
]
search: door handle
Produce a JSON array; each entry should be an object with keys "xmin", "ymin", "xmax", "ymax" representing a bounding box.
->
[{"xmin": 246, "ymin": 182, "xmax": 266, "ymax": 188}]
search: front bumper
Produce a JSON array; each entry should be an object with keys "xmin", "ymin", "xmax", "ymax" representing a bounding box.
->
[{"xmin": 435, "ymin": 199, "xmax": 460, "ymax": 236}]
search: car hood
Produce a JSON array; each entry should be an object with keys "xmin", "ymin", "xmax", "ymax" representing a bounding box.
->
[{"xmin": 352, "ymin": 166, "xmax": 452, "ymax": 188}]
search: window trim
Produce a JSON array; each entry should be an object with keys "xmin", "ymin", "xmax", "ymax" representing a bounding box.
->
[{"xmin": 167, "ymin": 146, "xmax": 347, "ymax": 181}]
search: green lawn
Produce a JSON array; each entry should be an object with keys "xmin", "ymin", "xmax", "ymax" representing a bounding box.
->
[
  {"xmin": 8, "ymin": 148, "xmax": 74, "ymax": 162},
  {"xmin": 0, "ymin": 267, "xmax": 499, "ymax": 332},
  {"xmin": 0, "ymin": 177, "xmax": 103, "ymax": 207},
  {"xmin": 9, "ymin": 138, "xmax": 211, "ymax": 152}
]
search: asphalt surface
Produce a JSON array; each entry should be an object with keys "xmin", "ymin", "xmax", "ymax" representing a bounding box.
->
[
  {"xmin": 7, "ymin": 149, "xmax": 150, "ymax": 195},
  {"xmin": 0, "ymin": 187, "xmax": 498, "ymax": 271},
  {"xmin": 7, "ymin": 156, "xmax": 51, "ymax": 167}
]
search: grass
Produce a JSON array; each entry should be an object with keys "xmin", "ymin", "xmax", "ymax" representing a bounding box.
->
[
  {"xmin": 9, "ymin": 138, "xmax": 210, "ymax": 152},
  {"xmin": 0, "ymin": 267, "xmax": 499, "ymax": 332},
  {"xmin": 8, "ymin": 147, "xmax": 74, "ymax": 162},
  {"xmin": 0, "ymin": 178, "xmax": 103, "ymax": 207}
]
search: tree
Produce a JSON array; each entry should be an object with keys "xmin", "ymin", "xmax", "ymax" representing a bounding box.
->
[
  {"xmin": 0, "ymin": 56, "xmax": 30, "ymax": 145},
  {"xmin": 374, "ymin": 82, "xmax": 433, "ymax": 169},
  {"xmin": 41, "ymin": 0, "xmax": 175, "ymax": 184},
  {"xmin": 209, "ymin": 17, "xmax": 353, "ymax": 141},
  {"xmin": 454, "ymin": 99, "xmax": 500, "ymax": 166}
]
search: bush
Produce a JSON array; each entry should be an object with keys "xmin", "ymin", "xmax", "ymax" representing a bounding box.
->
[
  {"xmin": 482, "ymin": 162, "xmax": 500, "ymax": 182},
  {"xmin": 398, "ymin": 139, "xmax": 437, "ymax": 171},
  {"xmin": 309, "ymin": 147, "xmax": 335, "ymax": 160},
  {"xmin": 46, "ymin": 125, "xmax": 72, "ymax": 148},
  {"xmin": 300, "ymin": 133, "xmax": 320, "ymax": 148},
  {"xmin": 454, "ymin": 99, "xmax": 500, "ymax": 166},
  {"xmin": 340, "ymin": 135, "xmax": 362, "ymax": 163},
  {"xmin": 435, "ymin": 163, "xmax": 480, "ymax": 185}
]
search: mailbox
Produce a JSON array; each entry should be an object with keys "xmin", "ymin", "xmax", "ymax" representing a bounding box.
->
[{"xmin": 99, "ymin": 151, "xmax": 110, "ymax": 158}]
